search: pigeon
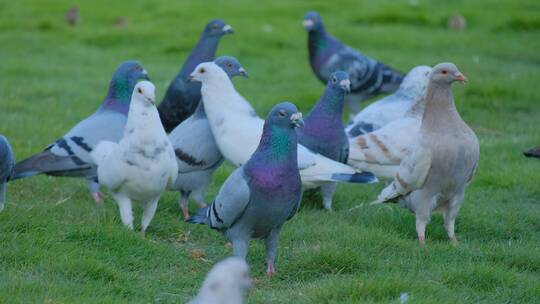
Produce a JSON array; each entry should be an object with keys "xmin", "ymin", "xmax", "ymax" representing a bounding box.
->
[
  {"xmin": 13, "ymin": 61, "xmax": 149, "ymax": 203},
  {"xmin": 0, "ymin": 135, "xmax": 15, "ymax": 212},
  {"xmin": 188, "ymin": 257, "xmax": 251, "ymax": 304},
  {"xmin": 65, "ymin": 6, "xmax": 80, "ymax": 26},
  {"xmin": 523, "ymin": 147, "xmax": 540, "ymax": 158},
  {"xmin": 303, "ymin": 11, "xmax": 404, "ymax": 113},
  {"xmin": 158, "ymin": 19, "xmax": 234, "ymax": 132},
  {"xmin": 169, "ymin": 56, "xmax": 248, "ymax": 220},
  {"xmin": 91, "ymin": 81, "xmax": 178, "ymax": 234},
  {"xmin": 347, "ymin": 68, "xmax": 433, "ymax": 180},
  {"xmin": 346, "ymin": 66, "xmax": 432, "ymax": 137},
  {"xmin": 371, "ymin": 63, "xmax": 479, "ymax": 246},
  {"xmin": 189, "ymin": 102, "xmax": 304, "ymax": 275},
  {"xmin": 297, "ymin": 71, "xmax": 351, "ymax": 210},
  {"xmin": 188, "ymin": 62, "xmax": 377, "ymax": 191}
]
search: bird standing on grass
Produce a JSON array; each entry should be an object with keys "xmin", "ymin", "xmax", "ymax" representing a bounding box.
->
[
  {"xmin": 159, "ymin": 19, "xmax": 234, "ymax": 132},
  {"xmin": 523, "ymin": 147, "xmax": 540, "ymax": 158},
  {"xmin": 297, "ymin": 71, "xmax": 351, "ymax": 210},
  {"xmin": 303, "ymin": 11, "xmax": 404, "ymax": 113},
  {"xmin": 346, "ymin": 65, "xmax": 432, "ymax": 137},
  {"xmin": 13, "ymin": 61, "xmax": 149, "ymax": 203},
  {"xmin": 189, "ymin": 103, "xmax": 304, "ymax": 276},
  {"xmin": 370, "ymin": 63, "xmax": 479, "ymax": 246},
  {"xmin": 0, "ymin": 135, "xmax": 15, "ymax": 212},
  {"xmin": 168, "ymin": 56, "xmax": 248, "ymax": 220},
  {"xmin": 189, "ymin": 257, "xmax": 251, "ymax": 304},
  {"xmin": 91, "ymin": 81, "xmax": 177, "ymax": 235}
]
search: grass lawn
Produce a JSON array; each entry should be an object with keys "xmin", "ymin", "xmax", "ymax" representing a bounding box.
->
[{"xmin": 1, "ymin": 0, "xmax": 540, "ymax": 303}]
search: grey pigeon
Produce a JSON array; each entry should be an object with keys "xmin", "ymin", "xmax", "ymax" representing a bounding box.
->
[
  {"xmin": 346, "ymin": 65, "xmax": 432, "ymax": 137},
  {"xmin": 523, "ymin": 147, "xmax": 540, "ymax": 158},
  {"xmin": 297, "ymin": 71, "xmax": 351, "ymax": 210},
  {"xmin": 91, "ymin": 81, "xmax": 178, "ymax": 234},
  {"xmin": 158, "ymin": 19, "xmax": 233, "ymax": 132},
  {"xmin": 304, "ymin": 11, "xmax": 404, "ymax": 113},
  {"xmin": 0, "ymin": 135, "xmax": 15, "ymax": 212},
  {"xmin": 371, "ymin": 63, "xmax": 479, "ymax": 246},
  {"xmin": 188, "ymin": 257, "xmax": 251, "ymax": 304},
  {"xmin": 189, "ymin": 102, "xmax": 304, "ymax": 275},
  {"xmin": 13, "ymin": 61, "xmax": 149, "ymax": 203},
  {"xmin": 65, "ymin": 6, "xmax": 79, "ymax": 26},
  {"xmin": 169, "ymin": 56, "xmax": 248, "ymax": 220}
]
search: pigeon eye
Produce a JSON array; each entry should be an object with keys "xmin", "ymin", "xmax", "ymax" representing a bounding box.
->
[
  {"xmin": 332, "ymin": 77, "xmax": 337, "ymax": 84},
  {"xmin": 137, "ymin": 88, "xmax": 143, "ymax": 94},
  {"xmin": 278, "ymin": 110, "xmax": 287, "ymax": 118},
  {"xmin": 227, "ymin": 63, "xmax": 232, "ymax": 68},
  {"xmin": 199, "ymin": 68, "xmax": 206, "ymax": 74},
  {"xmin": 212, "ymin": 25, "xmax": 219, "ymax": 30},
  {"xmin": 441, "ymin": 70, "xmax": 448, "ymax": 75}
]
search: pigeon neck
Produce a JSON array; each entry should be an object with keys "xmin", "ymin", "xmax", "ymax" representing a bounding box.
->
[
  {"xmin": 308, "ymin": 26, "xmax": 329, "ymax": 57},
  {"xmin": 250, "ymin": 124, "xmax": 297, "ymax": 166},
  {"xmin": 306, "ymin": 87, "xmax": 345, "ymax": 124},
  {"xmin": 125, "ymin": 99, "xmax": 163, "ymax": 137},
  {"xmin": 192, "ymin": 101, "xmax": 207, "ymax": 119},
  {"xmin": 99, "ymin": 77, "xmax": 133, "ymax": 114},
  {"xmin": 179, "ymin": 35, "xmax": 221, "ymax": 77},
  {"xmin": 404, "ymin": 92, "xmax": 428, "ymax": 117},
  {"xmin": 421, "ymin": 82, "xmax": 460, "ymax": 131}
]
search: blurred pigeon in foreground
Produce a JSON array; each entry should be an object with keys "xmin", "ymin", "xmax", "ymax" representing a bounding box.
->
[
  {"xmin": 189, "ymin": 103, "xmax": 304, "ymax": 275},
  {"xmin": 169, "ymin": 56, "xmax": 248, "ymax": 220},
  {"xmin": 158, "ymin": 19, "xmax": 234, "ymax": 132},
  {"xmin": 13, "ymin": 61, "xmax": 149, "ymax": 203},
  {"xmin": 0, "ymin": 135, "xmax": 15, "ymax": 212},
  {"xmin": 188, "ymin": 257, "xmax": 251, "ymax": 304},
  {"xmin": 346, "ymin": 66, "xmax": 432, "ymax": 137},
  {"xmin": 297, "ymin": 71, "xmax": 351, "ymax": 210},
  {"xmin": 304, "ymin": 11, "xmax": 404, "ymax": 113},
  {"xmin": 371, "ymin": 63, "xmax": 479, "ymax": 246},
  {"xmin": 189, "ymin": 62, "xmax": 377, "ymax": 191},
  {"xmin": 523, "ymin": 147, "xmax": 540, "ymax": 158},
  {"xmin": 91, "ymin": 81, "xmax": 177, "ymax": 234}
]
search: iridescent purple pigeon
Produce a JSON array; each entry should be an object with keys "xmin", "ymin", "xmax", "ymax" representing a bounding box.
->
[
  {"xmin": 158, "ymin": 19, "xmax": 233, "ymax": 132},
  {"xmin": 297, "ymin": 71, "xmax": 351, "ymax": 211},
  {"xmin": 304, "ymin": 11, "xmax": 404, "ymax": 113},
  {"xmin": 12, "ymin": 61, "xmax": 149, "ymax": 203},
  {"xmin": 189, "ymin": 102, "xmax": 304, "ymax": 276}
]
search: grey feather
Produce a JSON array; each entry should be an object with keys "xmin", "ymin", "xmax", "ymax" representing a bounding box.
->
[{"xmin": 0, "ymin": 135, "xmax": 15, "ymax": 211}]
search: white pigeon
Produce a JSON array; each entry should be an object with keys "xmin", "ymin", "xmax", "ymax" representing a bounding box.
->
[
  {"xmin": 189, "ymin": 257, "xmax": 251, "ymax": 304},
  {"xmin": 346, "ymin": 65, "xmax": 432, "ymax": 137},
  {"xmin": 371, "ymin": 63, "xmax": 479, "ymax": 246},
  {"xmin": 91, "ymin": 81, "xmax": 178, "ymax": 234},
  {"xmin": 347, "ymin": 76, "xmax": 431, "ymax": 180},
  {"xmin": 188, "ymin": 62, "xmax": 377, "ymax": 190}
]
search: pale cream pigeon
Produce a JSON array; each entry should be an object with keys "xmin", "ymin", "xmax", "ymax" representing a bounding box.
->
[{"xmin": 371, "ymin": 63, "xmax": 479, "ymax": 246}]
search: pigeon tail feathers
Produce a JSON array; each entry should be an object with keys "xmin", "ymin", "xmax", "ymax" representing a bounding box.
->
[
  {"xmin": 330, "ymin": 171, "xmax": 378, "ymax": 184},
  {"xmin": 187, "ymin": 206, "xmax": 210, "ymax": 225}
]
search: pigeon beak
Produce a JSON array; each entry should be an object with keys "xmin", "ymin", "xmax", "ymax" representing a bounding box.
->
[
  {"xmin": 222, "ymin": 24, "xmax": 234, "ymax": 34},
  {"xmin": 303, "ymin": 19, "xmax": 314, "ymax": 30},
  {"xmin": 141, "ymin": 69, "xmax": 150, "ymax": 80},
  {"xmin": 238, "ymin": 67, "xmax": 249, "ymax": 78},
  {"xmin": 454, "ymin": 72, "xmax": 468, "ymax": 83},
  {"xmin": 340, "ymin": 79, "xmax": 351, "ymax": 93},
  {"xmin": 290, "ymin": 112, "xmax": 304, "ymax": 128},
  {"xmin": 186, "ymin": 75, "xmax": 194, "ymax": 82}
]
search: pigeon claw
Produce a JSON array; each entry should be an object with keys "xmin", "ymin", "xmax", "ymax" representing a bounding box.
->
[
  {"xmin": 92, "ymin": 192, "xmax": 104, "ymax": 204},
  {"xmin": 266, "ymin": 263, "xmax": 276, "ymax": 277}
]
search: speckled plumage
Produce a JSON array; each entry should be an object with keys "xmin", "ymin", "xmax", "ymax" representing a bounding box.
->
[
  {"xmin": 158, "ymin": 19, "xmax": 233, "ymax": 132},
  {"xmin": 189, "ymin": 103, "xmax": 303, "ymax": 275},
  {"xmin": 13, "ymin": 61, "xmax": 148, "ymax": 203},
  {"xmin": 304, "ymin": 11, "xmax": 404, "ymax": 112}
]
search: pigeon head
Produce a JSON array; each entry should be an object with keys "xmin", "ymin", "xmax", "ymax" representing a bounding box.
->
[
  {"xmin": 267, "ymin": 102, "xmax": 304, "ymax": 129},
  {"xmin": 102, "ymin": 60, "xmax": 149, "ymax": 112},
  {"xmin": 203, "ymin": 19, "xmax": 234, "ymax": 37},
  {"xmin": 399, "ymin": 65, "xmax": 431, "ymax": 94},
  {"xmin": 430, "ymin": 63, "xmax": 467, "ymax": 85},
  {"xmin": 198, "ymin": 258, "xmax": 251, "ymax": 301},
  {"xmin": 303, "ymin": 11, "xmax": 323, "ymax": 31},
  {"xmin": 214, "ymin": 56, "xmax": 248, "ymax": 78},
  {"xmin": 189, "ymin": 62, "xmax": 228, "ymax": 83},
  {"xmin": 327, "ymin": 71, "xmax": 351, "ymax": 93},
  {"xmin": 132, "ymin": 81, "xmax": 156, "ymax": 107}
]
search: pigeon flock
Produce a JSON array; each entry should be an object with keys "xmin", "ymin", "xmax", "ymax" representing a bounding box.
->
[{"xmin": 5, "ymin": 9, "xmax": 531, "ymax": 303}]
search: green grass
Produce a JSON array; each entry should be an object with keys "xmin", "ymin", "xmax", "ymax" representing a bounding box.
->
[{"xmin": 1, "ymin": 0, "xmax": 540, "ymax": 303}]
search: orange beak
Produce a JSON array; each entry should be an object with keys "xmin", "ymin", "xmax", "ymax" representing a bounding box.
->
[{"xmin": 455, "ymin": 73, "xmax": 468, "ymax": 83}]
